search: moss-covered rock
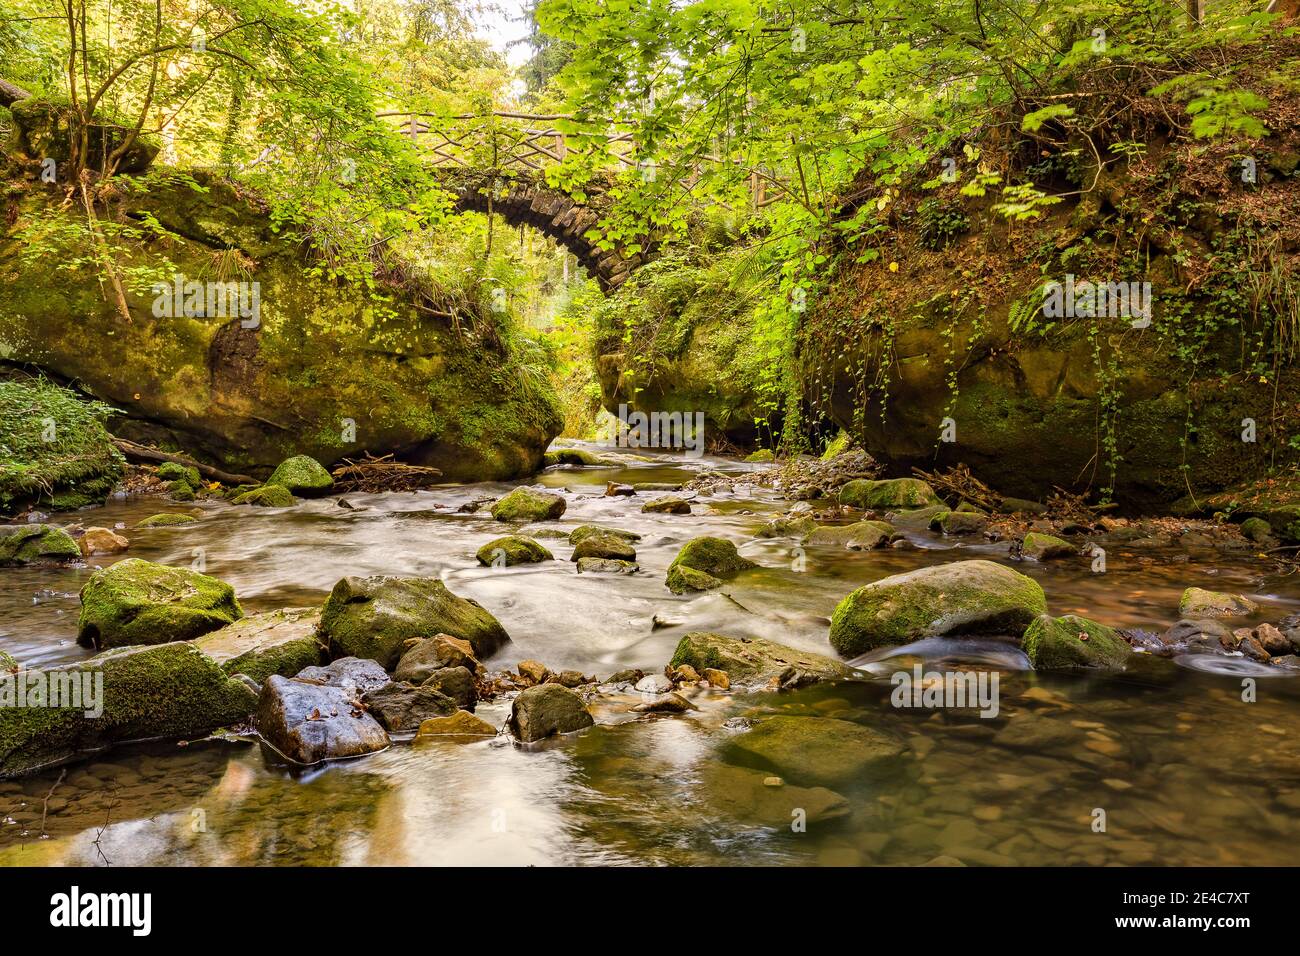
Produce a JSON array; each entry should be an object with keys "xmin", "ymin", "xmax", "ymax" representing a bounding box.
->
[
  {"xmin": 1178, "ymin": 587, "xmax": 1259, "ymax": 619},
  {"xmin": 1240, "ymin": 516, "xmax": 1275, "ymax": 544},
  {"xmin": 135, "ymin": 512, "xmax": 198, "ymax": 528},
  {"xmin": 9, "ymin": 95, "xmax": 160, "ymax": 173},
  {"xmin": 193, "ymin": 608, "xmax": 324, "ymax": 684},
  {"xmin": 828, "ymin": 559, "xmax": 1047, "ymax": 656},
  {"xmin": 1021, "ymin": 613, "xmax": 1132, "ymax": 670},
  {"xmin": 0, "ymin": 524, "xmax": 81, "ymax": 566},
  {"xmin": 575, "ymin": 557, "xmax": 638, "ymax": 574},
  {"xmin": 744, "ymin": 448, "xmax": 775, "ymax": 463},
  {"xmin": 805, "ymin": 520, "xmax": 894, "ymax": 549},
  {"xmin": 231, "ymin": 484, "xmax": 296, "ymax": 507},
  {"xmin": 666, "ymin": 537, "xmax": 757, "ymax": 595},
  {"xmin": 0, "ymin": 641, "xmax": 258, "ymax": 778},
  {"xmin": 568, "ymin": 524, "xmax": 641, "ymax": 545},
  {"xmin": 1022, "ymin": 532, "xmax": 1074, "ymax": 560},
  {"xmin": 666, "ymin": 563, "xmax": 723, "ymax": 593},
  {"xmin": 77, "ymin": 558, "xmax": 243, "ymax": 649},
  {"xmin": 156, "ymin": 461, "xmax": 202, "ymax": 487},
  {"xmin": 167, "ymin": 479, "xmax": 197, "ymax": 500},
  {"xmin": 756, "ymin": 515, "xmax": 818, "ymax": 538},
  {"xmin": 724, "ymin": 716, "xmax": 904, "ymax": 789},
  {"xmin": 642, "ymin": 495, "xmax": 692, "ymax": 514},
  {"xmin": 475, "ymin": 534, "xmax": 554, "ymax": 566},
  {"xmin": 840, "ymin": 477, "xmax": 940, "ymax": 509},
  {"xmin": 0, "ymin": 171, "xmax": 560, "ymax": 483},
  {"xmin": 266, "ymin": 455, "xmax": 334, "ymax": 496},
  {"xmin": 319, "ymin": 575, "xmax": 510, "ymax": 667},
  {"xmin": 490, "ymin": 487, "xmax": 566, "ymax": 522},
  {"xmin": 570, "ymin": 530, "xmax": 636, "ymax": 561},
  {"xmin": 669, "ymin": 632, "xmax": 853, "ymax": 687},
  {"xmin": 0, "ymin": 376, "xmax": 124, "ymax": 515}
]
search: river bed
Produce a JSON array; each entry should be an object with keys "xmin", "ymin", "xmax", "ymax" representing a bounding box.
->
[{"xmin": 3, "ymin": 445, "xmax": 1300, "ymax": 866}]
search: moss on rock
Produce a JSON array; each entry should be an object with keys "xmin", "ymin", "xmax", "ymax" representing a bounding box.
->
[
  {"xmin": 135, "ymin": 513, "xmax": 197, "ymax": 529},
  {"xmin": 319, "ymin": 574, "xmax": 510, "ymax": 667},
  {"xmin": 1022, "ymin": 532, "xmax": 1074, "ymax": 560},
  {"xmin": 77, "ymin": 558, "xmax": 243, "ymax": 649},
  {"xmin": 1021, "ymin": 613, "xmax": 1131, "ymax": 670},
  {"xmin": 666, "ymin": 563, "xmax": 723, "ymax": 593},
  {"xmin": 490, "ymin": 487, "xmax": 566, "ymax": 522},
  {"xmin": 232, "ymin": 484, "xmax": 296, "ymax": 507},
  {"xmin": 266, "ymin": 455, "xmax": 334, "ymax": 496},
  {"xmin": 0, "ymin": 524, "xmax": 81, "ymax": 566},
  {"xmin": 193, "ymin": 607, "xmax": 324, "ymax": 684},
  {"xmin": 805, "ymin": 520, "xmax": 894, "ymax": 549},
  {"xmin": 669, "ymin": 631, "xmax": 852, "ymax": 686},
  {"xmin": 0, "ymin": 641, "xmax": 257, "ymax": 778},
  {"xmin": 829, "ymin": 559, "xmax": 1047, "ymax": 657},
  {"xmin": 475, "ymin": 535, "xmax": 554, "ymax": 566},
  {"xmin": 839, "ymin": 477, "xmax": 939, "ymax": 509}
]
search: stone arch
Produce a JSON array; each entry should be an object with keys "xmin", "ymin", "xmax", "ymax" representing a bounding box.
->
[{"xmin": 437, "ymin": 170, "xmax": 648, "ymax": 291}]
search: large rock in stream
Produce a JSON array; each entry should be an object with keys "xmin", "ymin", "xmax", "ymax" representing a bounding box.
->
[
  {"xmin": 828, "ymin": 559, "xmax": 1047, "ymax": 657},
  {"xmin": 77, "ymin": 558, "xmax": 243, "ymax": 649},
  {"xmin": 508, "ymin": 684, "xmax": 594, "ymax": 742},
  {"xmin": 0, "ymin": 169, "xmax": 561, "ymax": 481},
  {"xmin": 255, "ymin": 674, "xmax": 390, "ymax": 765},
  {"xmin": 0, "ymin": 642, "xmax": 258, "ymax": 778},
  {"xmin": 319, "ymin": 575, "xmax": 510, "ymax": 668},
  {"xmin": 669, "ymin": 632, "xmax": 854, "ymax": 688},
  {"xmin": 0, "ymin": 524, "xmax": 81, "ymax": 566},
  {"xmin": 1020, "ymin": 614, "xmax": 1132, "ymax": 670},
  {"xmin": 724, "ymin": 716, "xmax": 905, "ymax": 789},
  {"xmin": 193, "ymin": 607, "xmax": 324, "ymax": 683}
]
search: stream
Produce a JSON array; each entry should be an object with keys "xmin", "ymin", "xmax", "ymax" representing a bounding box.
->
[{"xmin": 3, "ymin": 443, "xmax": 1300, "ymax": 866}]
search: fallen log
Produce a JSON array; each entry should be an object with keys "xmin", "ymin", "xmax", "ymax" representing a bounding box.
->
[{"xmin": 112, "ymin": 438, "xmax": 257, "ymax": 486}]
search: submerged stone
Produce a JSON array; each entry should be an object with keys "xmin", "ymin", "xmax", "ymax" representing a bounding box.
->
[{"xmin": 724, "ymin": 716, "xmax": 904, "ymax": 789}]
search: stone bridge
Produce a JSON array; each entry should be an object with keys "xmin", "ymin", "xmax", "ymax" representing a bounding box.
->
[{"xmin": 435, "ymin": 168, "xmax": 646, "ymax": 292}]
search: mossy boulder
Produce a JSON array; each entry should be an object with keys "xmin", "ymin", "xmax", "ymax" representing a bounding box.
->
[
  {"xmin": 1021, "ymin": 614, "xmax": 1132, "ymax": 670},
  {"xmin": 319, "ymin": 575, "xmax": 510, "ymax": 668},
  {"xmin": 669, "ymin": 632, "xmax": 853, "ymax": 687},
  {"xmin": 569, "ymin": 524, "xmax": 641, "ymax": 545},
  {"xmin": 193, "ymin": 608, "xmax": 324, "ymax": 684},
  {"xmin": 0, "ymin": 171, "xmax": 560, "ymax": 483},
  {"xmin": 1178, "ymin": 587, "xmax": 1259, "ymax": 619},
  {"xmin": 1022, "ymin": 532, "xmax": 1074, "ymax": 560},
  {"xmin": 490, "ymin": 487, "xmax": 567, "ymax": 522},
  {"xmin": 744, "ymin": 448, "xmax": 775, "ymax": 463},
  {"xmin": 839, "ymin": 477, "xmax": 939, "ymax": 509},
  {"xmin": 0, "ymin": 376, "xmax": 124, "ymax": 515},
  {"xmin": 570, "ymin": 530, "xmax": 636, "ymax": 562},
  {"xmin": 77, "ymin": 558, "xmax": 244, "ymax": 649},
  {"xmin": 135, "ymin": 513, "xmax": 197, "ymax": 529},
  {"xmin": 756, "ymin": 515, "xmax": 818, "ymax": 538},
  {"xmin": 167, "ymin": 479, "xmax": 197, "ymax": 500},
  {"xmin": 0, "ymin": 641, "xmax": 258, "ymax": 778},
  {"xmin": 828, "ymin": 559, "xmax": 1048, "ymax": 657},
  {"xmin": 642, "ymin": 495, "xmax": 692, "ymax": 514},
  {"xmin": 576, "ymin": 557, "xmax": 638, "ymax": 574},
  {"xmin": 232, "ymin": 484, "xmax": 296, "ymax": 507},
  {"xmin": 666, "ymin": 564, "xmax": 723, "ymax": 593},
  {"xmin": 1240, "ymin": 516, "xmax": 1275, "ymax": 544},
  {"xmin": 266, "ymin": 455, "xmax": 334, "ymax": 497},
  {"xmin": 0, "ymin": 524, "xmax": 81, "ymax": 566},
  {"xmin": 156, "ymin": 461, "xmax": 202, "ymax": 488},
  {"xmin": 666, "ymin": 536, "xmax": 756, "ymax": 593},
  {"xmin": 8, "ymin": 95, "xmax": 160, "ymax": 173},
  {"xmin": 724, "ymin": 716, "xmax": 905, "ymax": 789},
  {"xmin": 476, "ymin": 535, "xmax": 553, "ymax": 566},
  {"xmin": 805, "ymin": 520, "xmax": 894, "ymax": 549}
]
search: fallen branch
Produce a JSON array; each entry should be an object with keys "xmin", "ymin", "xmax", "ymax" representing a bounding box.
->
[
  {"xmin": 331, "ymin": 453, "xmax": 442, "ymax": 493},
  {"xmin": 912, "ymin": 463, "xmax": 1002, "ymax": 512},
  {"xmin": 112, "ymin": 438, "xmax": 256, "ymax": 486}
]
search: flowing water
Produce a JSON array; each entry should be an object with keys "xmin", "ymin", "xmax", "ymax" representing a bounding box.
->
[{"xmin": 3, "ymin": 445, "xmax": 1300, "ymax": 866}]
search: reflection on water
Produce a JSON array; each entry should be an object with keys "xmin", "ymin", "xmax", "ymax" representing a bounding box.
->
[{"xmin": 3, "ymin": 443, "xmax": 1299, "ymax": 865}]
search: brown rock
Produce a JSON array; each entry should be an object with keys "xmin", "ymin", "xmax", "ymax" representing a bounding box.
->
[
  {"xmin": 394, "ymin": 634, "xmax": 481, "ymax": 684},
  {"xmin": 79, "ymin": 527, "xmax": 129, "ymax": 556},
  {"xmin": 417, "ymin": 710, "xmax": 498, "ymax": 737},
  {"xmin": 701, "ymin": 667, "xmax": 730, "ymax": 689},
  {"xmin": 518, "ymin": 659, "xmax": 550, "ymax": 684},
  {"xmin": 671, "ymin": 664, "xmax": 701, "ymax": 683},
  {"xmin": 1254, "ymin": 623, "xmax": 1291, "ymax": 656}
]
